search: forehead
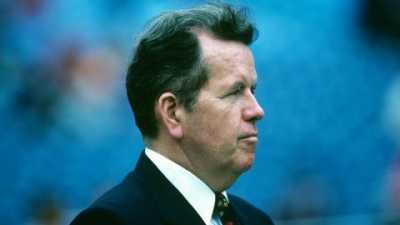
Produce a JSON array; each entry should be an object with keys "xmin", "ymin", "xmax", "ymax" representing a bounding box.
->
[{"xmin": 196, "ymin": 31, "xmax": 257, "ymax": 85}]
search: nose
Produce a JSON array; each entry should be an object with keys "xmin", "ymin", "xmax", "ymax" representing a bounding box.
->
[{"xmin": 242, "ymin": 92, "xmax": 264, "ymax": 122}]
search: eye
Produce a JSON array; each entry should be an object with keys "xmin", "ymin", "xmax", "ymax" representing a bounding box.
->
[
  {"xmin": 251, "ymin": 84, "xmax": 257, "ymax": 94},
  {"xmin": 233, "ymin": 83, "xmax": 245, "ymax": 94}
]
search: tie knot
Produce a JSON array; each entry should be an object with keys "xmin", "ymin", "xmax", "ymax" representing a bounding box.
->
[
  {"xmin": 214, "ymin": 193, "xmax": 236, "ymax": 225},
  {"xmin": 214, "ymin": 193, "xmax": 229, "ymax": 215}
]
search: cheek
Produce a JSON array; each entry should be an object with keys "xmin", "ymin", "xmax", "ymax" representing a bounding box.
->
[
  {"xmin": 186, "ymin": 99, "xmax": 243, "ymax": 146},
  {"xmin": 187, "ymin": 112, "xmax": 239, "ymax": 149},
  {"xmin": 202, "ymin": 110, "xmax": 240, "ymax": 135},
  {"xmin": 206, "ymin": 115, "xmax": 242, "ymax": 153}
]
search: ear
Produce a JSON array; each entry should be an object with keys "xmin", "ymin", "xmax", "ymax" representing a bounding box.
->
[{"xmin": 156, "ymin": 92, "xmax": 184, "ymax": 139}]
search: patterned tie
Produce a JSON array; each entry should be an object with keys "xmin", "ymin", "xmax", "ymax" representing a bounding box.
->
[{"xmin": 214, "ymin": 193, "xmax": 235, "ymax": 225}]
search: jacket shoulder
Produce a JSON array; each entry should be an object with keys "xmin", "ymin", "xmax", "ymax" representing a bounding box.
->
[
  {"xmin": 70, "ymin": 172, "xmax": 160, "ymax": 225},
  {"xmin": 70, "ymin": 206, "xmax": 123, "ymax": 225}
]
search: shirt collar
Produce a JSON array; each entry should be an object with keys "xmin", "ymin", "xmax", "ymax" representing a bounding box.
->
[{"xmin": 145, "ymin": 148, "xmax": 227, "ymax": 224}]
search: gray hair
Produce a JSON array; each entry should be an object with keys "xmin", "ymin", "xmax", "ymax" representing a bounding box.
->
[{"xmin": 126, "ymin": 2, "xmax": 258, "ymax": 139}]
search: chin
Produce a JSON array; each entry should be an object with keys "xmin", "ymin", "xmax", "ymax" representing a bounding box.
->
[
  {"xmin": 243, "ymin": 162, "xmax": 254, "ymax": 171},
  {"xmin": 245, "ymin": 152, "xmax": 255, "ymax": 163},
  {"xmin": 238, "ymin": 157, "xmax": 255, "ymax": 172}
]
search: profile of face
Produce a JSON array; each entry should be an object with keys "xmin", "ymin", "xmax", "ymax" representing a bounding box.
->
[{"xmin": 179, "ymin": 31, "xmax": 265, "ymax": 188}]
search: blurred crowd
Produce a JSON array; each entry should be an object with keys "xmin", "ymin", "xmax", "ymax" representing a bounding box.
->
[
  {"xmin": 1, "ymin": 0, "xmax": 400, "ymax": 224},
  {"xmin": 1, "ymin": 0, "xmax": 144, "ymax": 224}
]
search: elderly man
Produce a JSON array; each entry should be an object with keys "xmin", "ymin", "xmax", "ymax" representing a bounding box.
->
[{"xmin": 71, "ymin": 2, "xmax": 273, "ymax": 225}]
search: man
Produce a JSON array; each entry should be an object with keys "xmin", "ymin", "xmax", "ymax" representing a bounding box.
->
[{"xmin": 71, "ymin": 2, "xmax": 273, "ymax": 225}]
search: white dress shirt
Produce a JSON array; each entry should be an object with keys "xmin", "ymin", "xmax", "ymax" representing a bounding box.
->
[{"xmin": 145, "ymin": 148, "xmax": 226, "ymax": 225}]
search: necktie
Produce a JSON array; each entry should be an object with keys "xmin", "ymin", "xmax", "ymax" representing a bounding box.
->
[{"xmin": 214, "ymin": 193, "xmax": 235, "ymax": 225}]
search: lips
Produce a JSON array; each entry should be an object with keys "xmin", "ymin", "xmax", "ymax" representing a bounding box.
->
[{"xmin": 238, "ymin": 132, "xmax": 258, "ymax": 141}]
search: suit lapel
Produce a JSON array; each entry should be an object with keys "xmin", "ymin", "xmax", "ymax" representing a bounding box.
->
[
  {"xmin": 229, "ymin": 195, "xmax": 250, "ymax": 225},
  {"xmin": 133, "ymin": 152, "xmax": 206, "ymax": 225}
]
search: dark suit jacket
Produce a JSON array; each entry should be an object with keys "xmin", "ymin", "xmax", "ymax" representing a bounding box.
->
[{"xmin": 70, "ymin": 151, "xmax": 274, "ymax": 225}]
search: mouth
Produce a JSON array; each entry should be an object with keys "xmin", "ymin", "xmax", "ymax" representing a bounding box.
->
[{"xmin": 238, "ymin": 133, "xmax": 258, "ymax": 142}]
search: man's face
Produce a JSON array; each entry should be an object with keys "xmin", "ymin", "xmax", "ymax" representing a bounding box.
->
[{"xmin": 179, "ymin": 32, "xmax": 264, "ymax": 186}]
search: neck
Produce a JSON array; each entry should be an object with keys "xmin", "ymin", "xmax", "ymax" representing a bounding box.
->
[{"xmin": 148, "ymin": 136, "xmax": 239, "ymax": 193}]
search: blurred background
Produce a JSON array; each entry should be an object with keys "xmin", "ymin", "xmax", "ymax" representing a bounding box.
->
[{"xmin": 1, "ymin": 0, "xmax": 399, "ymax": 224}]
